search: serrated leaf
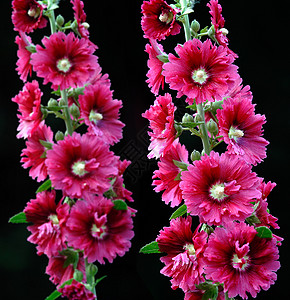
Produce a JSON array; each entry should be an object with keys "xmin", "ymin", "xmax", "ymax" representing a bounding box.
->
[
  {"xmin": 169, "ymin": 204, "xmax": 187, "ymax": 220},
  {"xmin": 140, "ymin": 241, "xmax": 161, "ymax": 254},
  {"xmin": 256, "ymin": 226, "xmax": 273, "ymax": 238},
  {"xmin": 112, "ymin": 199, "xmax": 128, "ymax": 210},
  {"xmin": 36, "ymin": 179, "xmax": 51, "ymax": 193},
  {"xmin": 9, "ymin": 212, "xmax": 28, "ymax": 224}
]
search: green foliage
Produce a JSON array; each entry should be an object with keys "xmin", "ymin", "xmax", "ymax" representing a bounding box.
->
[
  {"xmin": 8, "ymin": 212, "xmax": 28, "ymax": 224},
  {"xmin": 255, "ymin": 226, "xmax": 273, "ymax": 238},
  {"xmin": 36, "ymin": 179, "xmax": 52, "ymax": 193},
  {"xmin": 139, "ymin": 241, "xmax": 161, "ymax": 254},
  {"xmin": 169, "ymin": 204, "xmax": 187, "ymax": 220}
]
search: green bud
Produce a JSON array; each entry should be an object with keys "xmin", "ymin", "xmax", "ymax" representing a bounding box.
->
[
  {"xmin": 47, "ymin": 98, "xmax": 58, "ymax": 108},
  {"xmin": 73, "ymin": 269, "xmax": 84, "ymax": 282},
  {"xmin": 55, "ymin": 130, "xmax": 65, "ymax": 141},
  {"xmin": 191, "ymin": 19, "xmax": 200, "ymax": 33},
  {"xmin": 208, "ymin": 24, "xmax": 216, "ymax": 39},
  {"xmin": 56, "ymin": 14, "xmax": 64, "ymax": 27},
  {"xmin": 206, "ymin": 119, "xmax": 219, "ymax": 136},
  {"xmin": 190, "ymin": 150, "xmax": 201, "ymax": 162},
  {"xmin": 174, "ymin": 123, "xmax": 183, "ymax": 137},
  {"xmin": 41, "ymin": 107, "xmax": 48, "ymax": 119},
  {"xmin": 182, "ymin": 113, "xmax": 194, "ymax": 123},
  {"xmin": 69, "ymin": 103, "xmax": 80, "ymax": 119},
  {"xmin": 194, "ymin": 113, "xmax": 202, "ymax": 123},
  {"xmin": 58, "ymin": 98, "xmax": 66, "ymax": 107}
]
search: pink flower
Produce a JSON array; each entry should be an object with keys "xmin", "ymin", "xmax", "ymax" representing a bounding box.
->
[
  {"xmin": 153, "ymin": 139, "xmax": 189, "ymax": 207},
  {"xmin": 65, "ymin": 194, "xmax": 134, "ymax": 264},
  {"xmin": 12, "ymin": 0, "xmax": 47, "ymax": 33},
  {"xmin": 162, "ymin": 39, "xmax": 239, "ymax": 105},
  {"xmin": 157, "ymin": 216, "xmax": 207, "ymax": 292},
  {"xmin": 145, "ymin": 39, "xmax": 166, "ymax": 95},
  {"xmin": 141, "ymin": 0, "xmax": 181, "ymax": 40},
  {"xmin": 31, "ymin": 32, "xmax": 99, "ymax": 90},
  {"xmin": 216, "ymin": 95, "xmax": 269, "ymax": 165},
  {"xmin": 78, "ymin": 83, "xmax": 124, "ymax": 145},
  {"xmin": 203, "ymin": 222, "xmax": 280, "ymax": 299},
  {"xmin": 15, "ymin": 32, "xmax": 33, "ymax": 82},
  {"xmin": 58, "ymin": 280, "xmax": 96, "ymax": 300},
  {"xmin": 21, "ymin": 121, "xmax": 54, "ymax": 182},
  {"xmin": 12, "ymin": 80, "xmax": 42, "ymax": 139},
  {"xmin": 45, "ymin": 132, "xmax": 118, "ymax": 198},
  {"xmin": 180, "ymin": 152, "xmax": 261, "ymax": 226},
  {"xmin": 24, "ymin": 191, "xmax": 69, "ymax": 257},
  {"xmin": 142, "ymin": 93, "xmax": 177, "ymax": 159}
]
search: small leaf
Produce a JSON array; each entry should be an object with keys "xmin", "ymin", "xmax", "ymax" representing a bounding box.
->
[
  {"xmin": 36, "ymin": 179, "xmax": 51, "ymax": 193},
  {"xmin": 112, "ymin": 199, "xmax": 128, "ymax": 210},
  {"xmin": 140, "ymin": 241, "xmax": 161, "ymax": 254},
  {"xmin": 256, "ymin": 226, "xmax": 273, "ymax": 238},
  {"xmin": 94, "ymin": 275, "xmax": 107, "ymax": 287},
  {"xmin": 169, "ymin": 204, "xmax": 187, "ymax": 220},
  {"xmin": 44, "ymin": 290, "xmax": 62, "ymax": 300},
  {"xmin": 9, "ymin": 212, "xmax": 28, "ymax": 224},
  {"xmin": 39, "ymin": 139, "xmax": 53, "ymax": 149},
  {"xmin": 173, "ymin": 160, "xmax": 189, "ymax": 171},
  {"xmin": 157, "ymin": 54, "xmax": 169, "ymax": 63}
]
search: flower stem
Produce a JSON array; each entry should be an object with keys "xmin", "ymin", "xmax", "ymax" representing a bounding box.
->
[
  {"xmin": 180, "ymin": 0, "xmax": 211, "ymax": 156},
  {"xmin": 61, "ymin": 89, "xmax": 74, "ymax": 136},
  {"xmin": 47, "ymin": 0, "xmax": 57, "ymax": 34}
]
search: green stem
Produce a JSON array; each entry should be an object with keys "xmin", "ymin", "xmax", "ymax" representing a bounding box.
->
[
  {"xmin": 47, "ymin": 0, "xmax": 57, "ymax": 34},
  {"xmin": 180, "ymin": 0, "xmax": 212, "ymax": 156},
  {"xmin": 60, "ymin": 89, "xmax": 74, "ymax": 136}
]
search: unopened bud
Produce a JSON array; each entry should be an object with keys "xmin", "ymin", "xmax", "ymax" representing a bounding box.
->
[
  {"xmin": 56, "ymin": 14, "xmax": 64, "ymax": 27},
  {"xmin": 69, "ymin": 103, "xmax": 80, "ymax": 119},
  {"xmin": 191, "ymin": 19, "xmax": 200, "ymax": 33},
  {"xmin": 41, "ymin": 107, "xmax": 48, "ymax": 119},
  {"xmin": 58, "ymin": 98, "xmax": 66, "ymax": 107},
  {"xmin": 174, "ymin": 123, "xmax": 183, "ymax": 137},
  {"xmin": 182, "ymin": 113, "xmax": 194, "ymax": 123},
  {"xmin": 206, "ymin": 119, "xmax": 219, "ymax": 136},
  {"xmin": 208, "ymin": 25, "xmax": 216, "ymax": 39},
  {"xmin": 190, "ymin": 150, "xmax": 201, "ymax": 162},
  {"xmin": 194, "ymin": 113, "xmax": 203, "ymax": 123},
  {"xmin": 55, "ymin": 130, "xmax": 65, "ymax": 142},
  {"xmin": 47, "ymin": 98, "xmax": 58, "ymax": 108}
]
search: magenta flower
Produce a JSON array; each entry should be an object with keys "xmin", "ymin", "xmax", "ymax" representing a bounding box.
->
[
  {"xmin": 145, "ymin": 39, "xmax": 166, "ymax": 95},
  {"xmin": 162, "ymin": 39, "xmax": 239, "ymax": 105},
  {"xmin": 204, "ymin": 222, "xmax": 280, "ymax": 299},
  {"xmin": 216, "ymin": 95, "xmax": 269, "ymax": 165},
  {"xmin": 24, "ymin": 191, "xmax": 69, "ymax": 257},
  {"xmin": 142, "ymin": 93, "xmax": 177, "ymax": 159},
  {"xmin": 153, "ymin": 139, "xmax": 189, "ymax": 207},
  {"xmin": 78, "ymin": 83, "xmax": 124, "ymax": 145},
  {"xmin": 45, "ymin": 132, "xmax": 118, "ymax": 198},
  {"xmin": 65, "ymin": 194, "xmax": 134, "ymax": 264},
  {"xmin": 12, "ymin": 80, "xmax": 42, "ymax": 139},
  {"xmin": 31, "ymin": 31, "xmax": 99, "ymax": 90},
  {"xmin": 141, "ymin": 0, "xmax": 181, "ymax": 40},
  {"xmin": 58, "ymin": 280, "xmax": 96, "ymax": 300},
  {"xmin": 157, "ymin": 216, "xmax": 207, "ymax": 292},
  {"xmin": 12, "ymin": 0, "xmax": 47, "ymax": 33},
  {"xmin": 21, "ymin": 121, "xmax": 54, "ymax": 182},
  {"xmin": 180, "ymin": 152, "xmax": 261, "ymax": 226}
]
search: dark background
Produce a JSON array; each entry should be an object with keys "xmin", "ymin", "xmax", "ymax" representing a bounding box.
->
[{"xmin": 1, "ymin": 0, "xmax": 289, "ymax": 299}]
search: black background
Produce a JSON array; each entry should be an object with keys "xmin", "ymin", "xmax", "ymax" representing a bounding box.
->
[{"xmin": 1, "ymin": 0, "xmax": 289, "ymax": 299}]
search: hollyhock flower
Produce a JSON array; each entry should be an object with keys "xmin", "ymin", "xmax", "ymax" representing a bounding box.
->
[
  {"xmin": 31, "ymin": 31, "xmax": 99, "ymax": 90},
  {"xmin": 162, "ymin": 39, "xmax": 239, "ymax": 105},
  {"xmin": 78, "ymin": 83, "xmax": 124, "ymax": 145},
  {"xmin": 153, "ymin": 139, "xmax": 189, "ymax": 207},
  {"xmin": 157, "ymin": 216, "xmax": 207, "ymax": 292},
  {"xmin": 21, "ymin": 121, "xmax": 54, "ymax": 182},
  {"xmin": 12, "ymin": 80, "xmax": 42, "ymax": 139},
  {"xmin": 46, "ymin": 252, "xmax": 86, "ymax": 286},
  {"xmin": 15, "ymin": 32, "xmax": 34, "ymax": 82},
  {"xmin": 45, "ymin": 132, "xmax": 118, "ymax": 198},
  {"xmin": 216, "ymin": 95, "xmax": 269, "ymax": 165},
  {"xmin": 203, "ymin": 222, "xmax": 280, "ymax": 299},
  {"xmin": 224, "ymin": 77, "xmax": 252, "ymax": 100},
  {"xmin": 65, "ymin": 194, "xmax": 134, "ymax": 264},
  {"xmin": 145, "ymin": 39, "xmax": 166, "ymax": 95},
  {"xmin": 180, "ymin": 152, "xmax": 261, "ymax": 226},
  {"xmin": 24, "ymin": 190, "xmax": 69, "ymax": 257},
  {"xmin": 141, "ymin": 0, "xmax": 181, "ymax": 40},
  {"xmin": 58, "ymin": 280, "xmax": 96, "ymax": 300},
  {"xmin": 142, "ymin": 93, "xmax": 177, "ymax": 159},
  {"xmin": 12, "ymin": 0, "xmax": 47, "ymax": 33}
]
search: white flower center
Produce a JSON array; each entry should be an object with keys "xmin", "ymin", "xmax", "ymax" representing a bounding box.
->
[
  {"xmin": 232, "ymin": 254, "xmax": 249, "ymax": 271},
  {"xmin": 48, "ymin": 214, "xmax": 59, "ymax": 225},
  {"xmin": 159, "ymin": 10, "xmax": 173, "ymax": 24},
  {"xmin": 89, "ymin": 110, "xmax": 103, "ymax": 124},
  {"xmin": 72, "ymin": 161, "xmax": 88, "ymax": 177},
  {"xmin": 210, "ymin": 183, "xmax": 227, "ymax": 201},
  {"xmin": 27, "ymin": 7, "xmax": 40, "ymax": 19},
  {"xmin": 192, "ymin": 68, "xmax": 209, "ymax": 85},
  {"xmin": 57, "ymin": 58, "xmax": 72, "ymax": 73},
  {"xmin": 183, "ymin": 243, "xmax": 196, "ymax": 256},
  {"xmin": 228, "ymin": 126, "xmax": 244, "ymax": 142}
]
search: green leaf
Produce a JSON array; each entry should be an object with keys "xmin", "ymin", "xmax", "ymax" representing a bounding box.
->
[
  {"xmin": 39, "ymin": 139, "xmax": 53, "ymax": 149},
  {"xmin": 202, "ymin": 285, "xmax": 218, "ymax": 300},
  {"xmin": 255, "ymin": 226, "xmax": 273, "ymax": 238},
  {"xmin": 156, "ymin": 54, "xmax": 169, "ymax": 63},
  {"xmin": 9, "ymin": 212, "xmax": 28, "ymax": 224},
  {"xmin": 173, "ymin": 160, "xmax": 189, "ymax": 171},
  {"xmin": 60, "ymin": 248, "xmax": 79, "ymax": 269},
  {"xmin": 169, "ymin": 204, "xmax": 187, "ymax": 220},
  {"xmin": 112, "ymin": 199, "xmax": 128, "ymax": 210},
  {"xmin": 45, "ymin": 289, "xmax": 62, "ymax": 300},
  {"xmin": 139, "ymin": 241, "xmax": 161, "ymax": 254},
  {"xmin": 36, "ymin": 179, "xmax": 51, "ymax": 193},
  {"xmin": 94, "ymin": 275, "xmax": 107, "ymax": 287}
]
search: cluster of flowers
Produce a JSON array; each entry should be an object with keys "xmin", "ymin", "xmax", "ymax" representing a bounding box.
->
[
  {"xmin": 10, "ymin": 0, "xmax": 135, "ymax": 299},
  {"xmin": 141, "ymin": 0, "xmax": 282, "ymax": 299}
]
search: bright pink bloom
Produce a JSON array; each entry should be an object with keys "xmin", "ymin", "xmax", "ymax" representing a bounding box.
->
[
  {"xmin": 65, "ymin": 194, "xmax": 134, "ymax": 264},
  {"xmin": 153, "ymin": 139, "xmax": 189, "ymax": 207},
  {"xmin": 204, "ymin": 222, "xmax": 280, "ymax": 299},
  {"xmin": 12, "ymin": 0, "xmax": 47, "ymax": 33},
  {"xmin": 15, "ymin": 32, "xmax": 33, "ymax": 82},
  {"xmin": 31, "ymin": 32, "xmax": 99, "ymax": 90},
  {"xmin": 24, "ymin": 191, "xmax": 69, "ymax": 257},
  {"xmin": 157, "ymin": 216, "xmax": 207, "ymax": 292},
  {"xmin": 162, "ymin": 39, "xmax": 239, "ymax": 105},
  {"xmin": 21, "ymin": 121, "xmax": 53, "ymax": 182},
  {"xmin": 180, "ymin": 152, "xmax": 261, "ymax": 226},
  {"xmin": 58, "ymin": 280, "xmax": 96, "ymax": 300},
  {"xmin": 216, "ymin": 95, "xmax": 269, "ymax": 165},
  {"xmin": 142, "ymin": 93, "xmax": 177, "ymax": 159},
  {"xmin": 45, "ymin": 132, "xmax": 118, "ymax": 198},
  {"xmin": 78, "ymin": 83, "xmax": 124, "ymax": 145},
  {"xmin": 145, "ymin": 39, "xmax": 166, "ymax": 95},
  {"xmin": 141, "ymin": 0, "xmax": 181, "ymax": 40},
  {"xmin": 12, "ymin": 80, "xmax": 42, "ymax": 139}
]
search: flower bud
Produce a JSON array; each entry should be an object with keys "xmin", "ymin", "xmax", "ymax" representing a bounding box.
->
[
  {"xmin": 41, "ymin": 107, "xmax": 48, "ymax": 119},
  {"xmin": 208, "ymin": 25, "xmax": 216, "ymax": 39},
  {"xmin": 47, "ymin": 98, "xmax": 58, "ymax": 108},
  {"xmin": 191, "ymin": 19, "xmax": 200, "ymax": 33},
  {"xmin": 55, "ymin": 130, "xmax": 65, "ymax": 141},
  {"xmin": 182, "ymin": 113, "xmax": 194, "ymax": 123},
  {"xmin": 191, "ymin": 150, "xmax": 201, "ymax": 162},
  {"xmin": 207, "ymin": 119, "xmax": 219, "ymax": 136},
  {"xmin": 58, "ymin": 98, "xmax": 66, "ymax": 107},
  {"xmin": 194, "ymin": 113, "xmax": 203, "ymax": 123},
  {"xmin": 56, "ymin": 14, "xmax": 64, "ymax": 27},
  {"xmin": 69, "ymin": 103, "xmax": 80, "ymax": 119},
  {"xmin": 174, "ymin": 123, "xmax": 183, "ymax": 137}
]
